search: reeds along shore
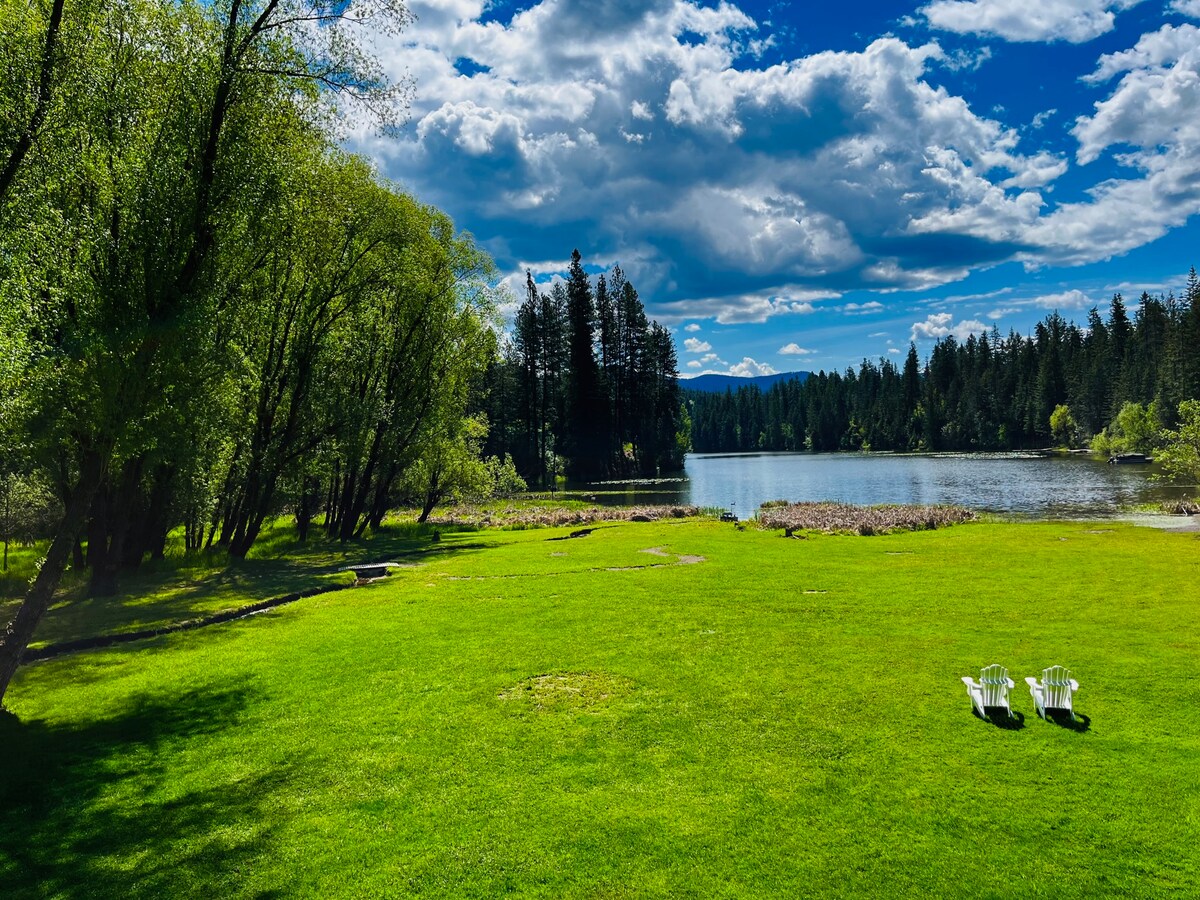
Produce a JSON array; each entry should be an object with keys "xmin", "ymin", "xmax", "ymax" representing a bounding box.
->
[{"xmin": 759, "ymin": 502, "xmax": 976, "ymax": 535}]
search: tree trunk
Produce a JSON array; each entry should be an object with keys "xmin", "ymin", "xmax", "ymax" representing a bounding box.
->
[
  {"xmin": 296, "ymin": 475, "xmax": 318, "ymax": 542},
  {"xmin": 0, "ymin": 451, "xmax": 104, "ymax": 707},
  {"xmin": 366, "ymin": 463, "xmax": 398, "ymax": 530},
  {"xmin": 416, "ymin": 469, "xmax": 443, "ymax": 524},
  {"xmin": 88, "ymin": 458, "xmax": 143, "ymax": 596},
  {"xmin": 0, "ymin": 0, "xmax": 65, "ymax": 206}
]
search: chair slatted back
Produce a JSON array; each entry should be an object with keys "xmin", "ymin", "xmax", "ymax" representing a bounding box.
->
[
  {"xmin": 1042, "ymin": 665, "xmax": 1074, "ymax": 710},
  {"xmin": 979, "ymin": 664, "xmax": 1010, "ymax": 707}
]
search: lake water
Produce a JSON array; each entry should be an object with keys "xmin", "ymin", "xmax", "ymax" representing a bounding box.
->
[{"xmin": 568, "ymin": 451, "xmax": 1193, "ymax": 519}]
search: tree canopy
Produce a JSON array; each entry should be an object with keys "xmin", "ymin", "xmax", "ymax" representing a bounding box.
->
[{"xmin": 0, "ymin": 0, "xmax": 502, "ymax": 704}]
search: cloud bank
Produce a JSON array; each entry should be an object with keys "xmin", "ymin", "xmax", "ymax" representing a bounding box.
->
[
  {"xmin": 921, "ymin": 0, "xmax": 1143, "ymax": 44},
  {"xmin": 354, "ymin": 0, "xmax": 1200, "ymax": 328}
]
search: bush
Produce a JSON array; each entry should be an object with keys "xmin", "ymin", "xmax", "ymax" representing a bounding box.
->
[
  {"xmin": 1, "ymin": 473, "xmax": 61, "ymax": 545},
  {"xmin": 1155, "ymin": 400, "xmax": 1200, "ymax": 485},
  {"xmin": 1050, "ymin": 404, "xmax": 1080, "ymax": 449},
  {"xmin": 486, "ymin": 455, "xmax": 527, "ymax": 498},
  {"xmin": 1092, "ymin": 401, "xmax": 1164, "ymax": 455}
]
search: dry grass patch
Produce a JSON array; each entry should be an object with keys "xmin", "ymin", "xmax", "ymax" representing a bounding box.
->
[{"xmin": 497, "ymin": 672, "xmax": 635, "ymax": 713}]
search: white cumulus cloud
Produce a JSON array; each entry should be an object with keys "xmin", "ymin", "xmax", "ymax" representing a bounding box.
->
[
  {"xmin": 1018, "ymin": 24, "xmax": 1200, "ymax": 263},
  {"xmin": 911, "ymin": 312, "xmax": 989, "ymax": 341},
  {"xmin": 1084, "ymin": 23, "xmax": 1200, "ymax": 83},
  {"xmin": 729, "ymin": 357, "xmax": 778, "ymax": 377},
  {"xmin": 1031, "ymin": 289, "xmax": 1095, "ymax": 309},
  {"xmin": 779, "ymin": 343, "xmax": 816, "ymax": 355},
  {"xmin": 683, "ymin": 337, "xmax": 712, "ymax": 353},
  {"xmin": 921, "ymin": 0, "xmax": 1142, "ymax": 44}
]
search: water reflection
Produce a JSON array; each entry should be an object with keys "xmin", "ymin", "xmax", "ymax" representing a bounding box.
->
[{"xmin": 564, "ymin": 451, "xmax": 1191, "ymax": 518}]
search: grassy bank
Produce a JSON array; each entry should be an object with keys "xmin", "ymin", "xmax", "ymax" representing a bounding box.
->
[{"xmin": 2, "ymin": 519, "xmax": 1199, "ymax": 897}]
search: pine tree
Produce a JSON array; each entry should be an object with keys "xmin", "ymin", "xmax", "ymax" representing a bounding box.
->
[
  {"xmin": 512, "ymin": 272, "xmax": 543, "ymax": 481},
  {"xmin": 1183, "ymin": 268, "xmax": 1200, "ymax": 401},
  {"xmin": 540, "ymin": 283, "xmax": 569, "ymax": 479},
  {"xmin": 902, "ymin": 343, "xmax": 921, "ymax": 448},
  {"xmin": 563, "ymin": 250, "xmax": 606, "ymax": 477}
]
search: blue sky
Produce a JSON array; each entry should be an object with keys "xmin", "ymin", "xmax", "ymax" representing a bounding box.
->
[{"xmin": 356, "ymin": 0, "xmax": 1200, "ymax": 376}]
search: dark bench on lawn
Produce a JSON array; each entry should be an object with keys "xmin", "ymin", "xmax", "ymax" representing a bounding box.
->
[{"xmin": 342, "ymin": 562, "xmax": 404, "ymax": 582}]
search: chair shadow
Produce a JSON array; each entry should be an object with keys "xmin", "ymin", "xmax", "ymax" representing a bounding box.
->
[
  {"xmin": 1044, "ymin": 709, "xmax": 1091, "ymax": 732},
  {"xmin": 973, "ymin": 706, "xmax": 1026, "ymax": 730}
]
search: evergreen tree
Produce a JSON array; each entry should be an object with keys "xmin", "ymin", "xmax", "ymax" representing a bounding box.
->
[
  {"xmin": 563, "ymin": 250, "xmax": 606, "ymax": 477},
  {"xmin": 512, "ymin": 272, "xmax": 544, "ymax": 480}
]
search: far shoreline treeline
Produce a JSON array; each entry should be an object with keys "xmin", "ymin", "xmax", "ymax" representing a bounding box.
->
[{"xmin": 686, "ymin": 276, "xmax": 1200, "ymax": 455}]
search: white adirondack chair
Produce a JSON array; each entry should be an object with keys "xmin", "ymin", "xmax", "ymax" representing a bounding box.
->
[
  {"xmin": 1025, "ymin": 666, "xmax": 1079, "ymax": 720},
  {"xmin": 961, "ymin": 664, "xmax": 1015, "ymax": 719}
]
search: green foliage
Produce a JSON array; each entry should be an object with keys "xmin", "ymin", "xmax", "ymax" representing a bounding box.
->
[
  {"xmin": 486, "ymin": 455, "xmax": 527, "ymax": 498},
  {"xmin": 1049, "ymin": 404, "xmax": 1079, "ymax": 448},
  {"xmin": 1091, "ymin": 401, "xmax": 1164, "ymax": 456},
  {"xmin": 0, "ymin": 473, "xmax": 60, "ymax": 549},
  {"xmin": 401, "ymin": 415, "xmax": 493, "ymax": 521},
  {"xmin": 0, "ymin": 0, "xmax": 522, "ymax": 694},
  {"xmin": 1155, "ymin": 399, "xmax": 1200, "ymax": 484}
]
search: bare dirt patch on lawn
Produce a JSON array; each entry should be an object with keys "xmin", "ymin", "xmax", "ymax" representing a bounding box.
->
[
  {"xmin": 640, "ymin": 547, "xmax": 706, "ymax": 565},
  {"xmin": 498, "ymin": 672, "xmax": 634, "ymax": 713}
]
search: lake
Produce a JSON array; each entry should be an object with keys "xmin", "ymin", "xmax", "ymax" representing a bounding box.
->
[{"xmin": 568, "ymin": 451, "xmax": 1192, "ymax": 519}]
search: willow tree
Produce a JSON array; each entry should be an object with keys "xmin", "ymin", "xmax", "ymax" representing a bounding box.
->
[
  {"xmin": 0, "ymin": 0, "xmax": 414, "ymax": 704},
  {"xmin": 323, "ymin": 198, "xmax": 497, "ymax": 541}
]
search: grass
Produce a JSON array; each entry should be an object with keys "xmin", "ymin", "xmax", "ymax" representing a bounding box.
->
[
  {"xmin": 2, "ymin": 518, "xmax": 1200, "ymax": 897},
  {"xmin": 0, "ymin": 519, "xmax": 464, "ymax": 649},
  {"xmin": 3, "ymin": 504, "xmax": 705, "ymax": 651}
]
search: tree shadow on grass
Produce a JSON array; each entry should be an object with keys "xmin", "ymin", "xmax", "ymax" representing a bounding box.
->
[
  {"xmin": 32, "ymin": 529, "xmax": 493, "ymax": 649},
  {"xmin": 0, "ymin": 685, "xmax": 289, "ymax": 899}
]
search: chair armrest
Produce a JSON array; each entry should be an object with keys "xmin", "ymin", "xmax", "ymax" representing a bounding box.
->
[
  {"xmin": 1024, "ymin": 676, "xmax": 1039, "ymax": 688},
  {"xmin": 1068, "ymin": 679, "xmax": 1079, "ymax": 691},
  {"xmin": 961, "ymin": 676, "xmax": 979, "ymax": 688},
  {"xmin": 1004, "ymin": 678, "xmax": 1015, "ymax": 688}
]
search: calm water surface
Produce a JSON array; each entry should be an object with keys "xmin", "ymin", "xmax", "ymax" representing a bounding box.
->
[{"xmin": 569, "ymin": 451, "xmax": 1190, "ymax": 518}]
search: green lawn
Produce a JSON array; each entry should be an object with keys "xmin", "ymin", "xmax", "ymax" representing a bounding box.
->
[
  {"xmin": 3, "ymin": 519, "xmax": 1199, "ymax": 897},
  {"xmin": 0, "ymin": 521, "xmax": 464, "ymax": 649}
]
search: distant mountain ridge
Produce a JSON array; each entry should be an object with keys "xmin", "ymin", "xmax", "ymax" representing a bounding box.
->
[{"xmin": 680, "ymin": 371, "xmax": 811, "ymax": 393}]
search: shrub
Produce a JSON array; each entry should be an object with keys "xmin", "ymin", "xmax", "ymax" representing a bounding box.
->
[{"xmin": 1155, "ymin": 399, "xmax": 1200, "ymax": 485}]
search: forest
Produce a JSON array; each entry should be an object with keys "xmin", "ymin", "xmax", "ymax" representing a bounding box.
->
[
  {"xmin": 687, "ymin": 280, "xmax": 1200, "ymax": 455},
  {"xmin": 474, "ymin": 251, "xmax": 687, "ymax": 486}
]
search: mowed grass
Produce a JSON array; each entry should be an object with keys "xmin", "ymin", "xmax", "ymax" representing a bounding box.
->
[
  {"xmin": 2, "ymin": 519, "xmax": 1199, "ymax": 898},
  {"xmin": 0, "ymin": 521, "xmax": 464, "ymax": 649}
]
